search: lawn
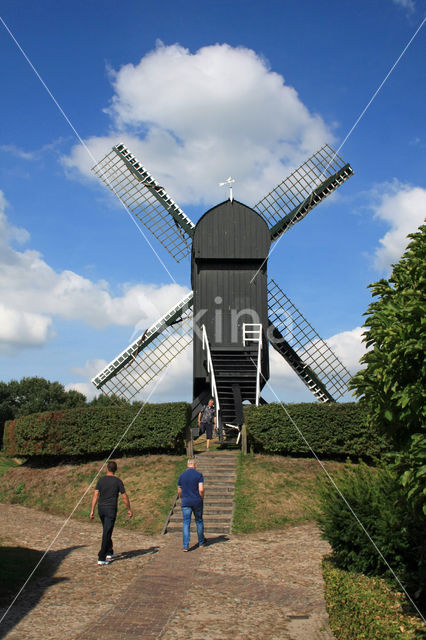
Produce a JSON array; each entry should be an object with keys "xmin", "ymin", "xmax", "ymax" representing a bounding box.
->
[{"xmin": 233, "ymin": 452, "xmax": 345, "ymax": 533}]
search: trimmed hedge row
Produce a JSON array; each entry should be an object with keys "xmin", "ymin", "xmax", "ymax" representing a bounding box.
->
[
  {"xmin": 3, "ymin": 403, "xmax": 191, "ymax": 458},
  {"xmin": 322, "ymin": 560, "xmax": 426, "ymax": 639},
  {"xmin": 244, "ymin": 402, "xmax": 390, "ymax": 459}
]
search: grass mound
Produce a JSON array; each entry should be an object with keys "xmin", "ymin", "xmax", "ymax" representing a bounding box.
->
[{"xmin": 233, "ymin": 452, "xmax": 344, "ymax": 533}]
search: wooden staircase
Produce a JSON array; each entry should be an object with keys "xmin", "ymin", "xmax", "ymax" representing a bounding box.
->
[
  {"xmin": 164, "ymin": 451, "xmax": 238, "ymax": 535},
  {"xmin": 211, "ymin": 347, "xmax": 258, "ymax": 426}
]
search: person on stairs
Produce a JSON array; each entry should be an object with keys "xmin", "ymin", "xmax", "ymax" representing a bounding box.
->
[
  {"xmin": 198, "ymin": 398, "xmax": 217, "ymax": 450},
  {"xmin": 178, "ymin": 458, "xmax": 207, "ymax": 551}
]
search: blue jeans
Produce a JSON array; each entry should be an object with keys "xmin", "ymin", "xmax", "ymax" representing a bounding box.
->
[{"xmin": 181, "ymin": 504, "xmax": 205, "ymax": 549}]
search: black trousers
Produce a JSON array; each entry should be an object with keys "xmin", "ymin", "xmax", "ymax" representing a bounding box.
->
[{"xmin": 98, "ymin": 507, "xmax": 116, "ymax": 560}]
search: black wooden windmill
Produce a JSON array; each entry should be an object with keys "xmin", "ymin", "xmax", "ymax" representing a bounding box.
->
[{"xmin": 91, "ymin": 143, "xmax": 354, "ymax": 437}]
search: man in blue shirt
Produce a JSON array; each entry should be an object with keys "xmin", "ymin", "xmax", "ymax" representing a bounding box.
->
[{"xmin": 177, "ymin": 458, "xmax": 206, "ymax": 551}]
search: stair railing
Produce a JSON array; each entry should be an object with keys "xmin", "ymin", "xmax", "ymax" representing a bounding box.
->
[
  {"xmin": 243, "ymin": 323, "xmax": 263, "ymax": 406},
  {"xmin": 201, "ymin": 325, "xmax": 220, "ymax": 425}
]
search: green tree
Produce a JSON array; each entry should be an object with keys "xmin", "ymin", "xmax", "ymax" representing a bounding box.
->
[
  {"xmin": 8, "ymin": 377, "xmax": 87, "ymax": 416},
  {"xmin": 351, "ymin": 224, "xmax": 426, "ymax": 515},
  {"xmin": 88, "ymin": 393, "xmax": 130, "ymax": 407},
  {"xmin": 0, "ymin": 381, "xmax": 14, "ymax": 433},
  {"xmin": 0, "ymin": 377, "xmax": 87, "ymax": 446}
]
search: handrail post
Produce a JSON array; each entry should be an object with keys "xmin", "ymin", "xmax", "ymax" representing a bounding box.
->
[
  {"xmin": 242, "ymin": 323, "xmax": 262, "ymax": 407},
  {"xmin": 241, "ymin": 423, "xmax": 247, "ymax": 454},
  {"xmin": 201, "ymin": 325, "xmax": 220, "ymax": 419},
  {"xmin": 185, "ymin": 423, "xmax": 194, "ymax": 458},
  {"xmin": 256, "ymin": 330, "xmax": 262, "ymax": 406}
]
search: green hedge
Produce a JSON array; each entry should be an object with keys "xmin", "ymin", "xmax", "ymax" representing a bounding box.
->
[
  {"xmin": 244, "ymin": 402, "xmax": 389, "ymax": 459},
  {"xmin": 3, "ymin": 403, "xmax": 191, "ymax": 458},
  {"xmin": 323, "ymin": 560, "xmax": 426, "ymax": 639},
  {"xmin": 316, "ymin": 462, "xmax": 425, "ymax": 595}
]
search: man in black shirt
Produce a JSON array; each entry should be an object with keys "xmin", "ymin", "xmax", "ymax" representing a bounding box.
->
[{"xmin": 90, "ymin": 460, "xmax": 132, "ymax": 565}]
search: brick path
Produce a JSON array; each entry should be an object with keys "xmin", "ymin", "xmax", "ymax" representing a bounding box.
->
[
  {"xmin": 0, "ymin": 505, "xmax": 335, "ymax": 640},
  {"xmin": 76, "ymin": 534, "xmax": 203, "ymax": 640}
]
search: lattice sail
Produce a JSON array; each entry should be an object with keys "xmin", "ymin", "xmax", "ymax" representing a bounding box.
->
[
  {"xmin": 254, "ymin": 145, "xmax": 353, "ymax": 242},
  {"xmin": 92, "ymin": 144, "xmax": 195, "ymax": 262},
  {"xmin": 92, "ymin": 292, "xmax": 193, "ymax": 401},
  {"xmin": 268, "ymin": 280, "xmax": 351, "ymax": 400}
]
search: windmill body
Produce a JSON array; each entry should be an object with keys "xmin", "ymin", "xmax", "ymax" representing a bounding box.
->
[
  {"xmin": 91, "ymin": 142, "xmax": 354, "ymax": 440},
  {"xmin": 192, "ymin": 200, "xmax": 270, "ymax": 426}
]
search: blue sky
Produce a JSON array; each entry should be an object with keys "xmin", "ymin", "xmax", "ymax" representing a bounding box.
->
[{"xmin": 0, "ymin": 0, "xmax": 425, "ymax": 403}]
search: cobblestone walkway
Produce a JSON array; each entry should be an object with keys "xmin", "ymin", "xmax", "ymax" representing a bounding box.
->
[{"xmin": 0, "ymin": 504, "xmax": 335, "ymax": 639}]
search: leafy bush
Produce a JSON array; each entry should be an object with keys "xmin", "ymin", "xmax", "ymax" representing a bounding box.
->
[
  {"xmin": 323, "ymin": 559, "xmax": 426, "ymax": 639},
  {"xmin": 317, "ymin": 462, "xmax": 425, "ymax": 606},
  {"xmin": 3, "ymin": 403, "xmax": 191, "ymax": 458},
  {"xmin": 244, "ymin": 402, "xmax": 389, "ymax": 460},
  {"xmin": 351, "ymin": 225, "xmax": 426, "ymax": 517}
]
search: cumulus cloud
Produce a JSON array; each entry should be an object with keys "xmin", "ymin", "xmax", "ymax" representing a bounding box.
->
[
  {"xmin": 371, "ymin": 181, "xmax": 426, "ymax": 271},
  {"xmin": 64, "ymin": 42, "xmax": 334, "ymax": 206},
  {"xmin": 326, "ymin": 326, "xmax": 366, "ymax": 374},
  {"xmin": 0, "ymin": 304, "xmax": 54, "ymax": 354},
  {"xmin": 65, "ymin": 382, "xmax": 96, "ymax": 400},
  {"xmin": 0, "ymin": 196, "xmax": 189, "ymax": 353}
]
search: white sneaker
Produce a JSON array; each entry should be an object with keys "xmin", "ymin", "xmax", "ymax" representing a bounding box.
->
[
  {"xmin": 97, "ymin": 560, "xmax": 111, "ymax": 565},
  {"xmin": 106, "ymin": 553, "xmax": 116, "ymax": 560}
]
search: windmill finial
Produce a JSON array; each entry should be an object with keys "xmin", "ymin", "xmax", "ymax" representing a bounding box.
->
[{"xmin": 219, "ymin": 176, "xmax": 236, "ymax": 202}]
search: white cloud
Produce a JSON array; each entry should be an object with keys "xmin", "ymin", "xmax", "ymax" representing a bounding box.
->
[
  {"xmin": 371, "ymin": 182, "xmax": 426, "ymax": 271},
  {"xmin": 70, "ymin": 359, "xmax": 108, "ymax": 379},
  {"xmin": 326, "ymin": 326, "xmax": 366, "ymax": 374},
  {"xmin": 65, "ymin": 382, "xmax": 97, "ymax": 401},
  {"xmin": 0, "ymin": 195, "xmax": 189, "ymax": 353},
  {"xmin": 393, "ymin": 0, "xmax": 415, "ymax": 13},
  {"xmin": 0, "ymin": 304, "xmax": 54, "ymax": 354},
  {"xmin": 0, "ymin": 144, "xmax": 36, "ymax": 161},
  {"xmin": 65, "ymin": 42, "xmax": 334, "ymax": 206}
]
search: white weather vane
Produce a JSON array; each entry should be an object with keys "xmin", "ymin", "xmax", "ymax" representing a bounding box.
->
[{"xmin": 219, "ymin": 176, "xmax": 236, "ymax": 202}]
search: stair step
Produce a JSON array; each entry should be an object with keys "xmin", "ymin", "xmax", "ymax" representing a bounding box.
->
[
  {"xmin": 198, "ymin": 468, "xmax": 237, "ymax": 472},
  {"xmin": 195, "ymin": 461, "xmax": 237, "ymax": 467},
  {"xmin": 166, "ymin": 524, "xmax": 231, "ymax": 534},
  {"xmin": 197, "ymin": 468, "xmax": 237, "ymax": 473},
  {"xmin": 199, "ymin": 475, "xmax": 236, "ymax": 481},
  {"xmin": 171, "ymin": 516, "xmax": 232, "ymax": 524},
  {"xmin": 164, "ymin": 452, "xmax": 238, "ymax": 535},
  {"xmin": 197, "ymin": 468, "xmax": 237, "ymax": 472},
  {"xmin": 204, "ymin": 493, "xmax": 234, "ymax": 498}
]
